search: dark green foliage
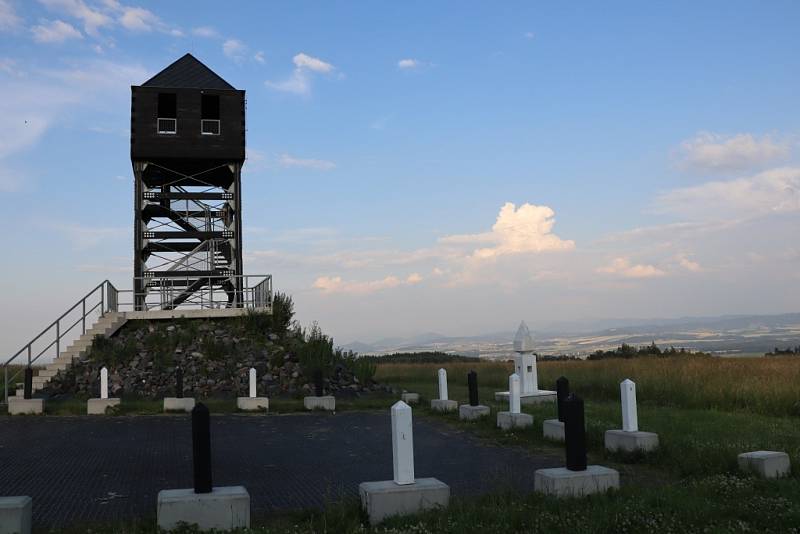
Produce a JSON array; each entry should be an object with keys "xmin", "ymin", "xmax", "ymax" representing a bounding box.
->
[
  {"xmin": 270, "ymin": 291, "xmax": 295, "ymax": 335},
  {"xmin": 587, "ymin": 342, "xmax": 711, "ymax": 360},
  {"xmin": 766, "ymin": 346, "xmax": 800, "ymax": 356},
  {"xmin": 351, "ymin": 357, "xmax": 377, "ymax": 384},
  {"xmin": 362, "ymin": 351, "xmax": 479, "ymax": 364},
  {"xmin": 298, "ymin": 322, "xmax": 335, "ymax": 378}
]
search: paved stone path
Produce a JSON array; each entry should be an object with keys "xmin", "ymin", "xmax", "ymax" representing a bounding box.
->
[{"xmin": 0, "ymin": 411, "xmax": 562, "ymax": 527}]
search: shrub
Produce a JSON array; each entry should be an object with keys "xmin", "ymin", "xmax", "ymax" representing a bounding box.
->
[
  {"xmin": 270, "ymin": 292, "xmax": 295, "ymax": 335},
  {"xmin": 298, "ymin": 322, "xmax": 335, "ymax": 378}
]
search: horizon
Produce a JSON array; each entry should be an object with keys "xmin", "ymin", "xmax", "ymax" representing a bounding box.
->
[{"xmin": 1, "ymin": 1, "xmax": 799, "ymax": 356}]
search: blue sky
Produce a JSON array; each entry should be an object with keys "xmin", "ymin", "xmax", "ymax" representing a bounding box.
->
[{"xmin": 1, "ymin": 0, "xmax": 799, "ymax": 353}]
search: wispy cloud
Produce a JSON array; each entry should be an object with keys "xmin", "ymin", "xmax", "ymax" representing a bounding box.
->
[
  {"xmin": 223, "ymin": 38, "xmax": 247, "ymax": 62},
  {"xmin": 253, "ymin": 50, "xmax": 265, "ymax": 64},
  {"xmin": 37, "ymin": 0, "xmax": 181, "ymax": 37},
  {"xmin": 397, "ymin": 58, "xmax": 419, "ymax": 69},
  {"xmin": 31, "ymin": 19, "xmax": 82, "ymax": 43},
  {"xmin": 278, "ymin": 153, "xmax": 336, "ymax": 171},
  {"xmin": 677, "ymin": 132, "xmax": 790, "ymax": 172},
  {"xmin": 266, "ymin": 52, "xmax": 336, "ymax": 95},
  {"xmin": 597, "ymin": 257, "xmax": 666, "ymax": 278},
  {"xmin": 0, "ymin": 0, "xmax": 22, "ymax": 31},
  {"xmin": 38, "ymin": 0, "xmax": 112, "ymax": 36},
  {"xmin": 192, "ymin": 25, "xmax": 219, "ymax": 38},
  {"xmin": 313, "ymin": 273, "xmax": 422, "ymax": 295}
]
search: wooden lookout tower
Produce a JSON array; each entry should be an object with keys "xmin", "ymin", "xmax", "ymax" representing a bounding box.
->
[{"xmin": 131, "ymin": 54, "xmax": 245, "ymax": 310}]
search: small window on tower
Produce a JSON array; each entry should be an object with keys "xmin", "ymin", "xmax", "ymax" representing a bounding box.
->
[
  {"xmin": 527, "ymin": 366, "xmax": 533, "ymax": 372},
  {"xmin": 157, "ymin": 93, "xmax": 177, "ymax": 134},
  {"xmin": 201, "ymin": 94, "xmax": 220, "ymax": 135}
]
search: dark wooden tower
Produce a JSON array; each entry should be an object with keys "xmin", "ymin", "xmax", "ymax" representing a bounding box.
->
[{"xmin": 131, "ymin": 54, "xmax": 245, "ymax": 310}]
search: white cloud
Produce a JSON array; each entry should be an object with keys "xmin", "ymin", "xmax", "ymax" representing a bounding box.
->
[
  {"xmin": 678, "ymin": 132, "xmax": 790, "ymax": 172},
  {"xmin": 118, "ymin": 6, "xmax": 159, "ymax": 32},
  {"xmin": 656, "ymin": 167, "xmax": 800, "ymax": 220},
  {"xmin": 278, "ymin": 153, "xmax": 336, "ymax": 171},
  {"xmin": 266, "ymin": 52, "xmax": 336, "ymax": 95},
  {"xmin": 313, "ymin": 273, "xmax": 422, "ymax": 295},
  {"xmin": 223, "ymin": 38, "xmax": 247, "ymax": 62},
  {"xmin": 30, "ymin": 19, "xmax": 82, "ymax": 43},
  {"xmin": 440, "ymin": 202, "xmax": 575, "ymax": 259},
  {"xmin": 524, "ymin": 31, "xmax": 535, "ymax": 39},
  {"xmin": 38, "ymin": 0, "xmax": 112, "ymax": 36},
  {"xmin": 677, "ymin": 254, "xmax": 703, "ymax": 273},
  {"xmin": 192, "ymin": 25, "xmax": 218, "ymax": 38},
  {"xmin": 397, "ymin": 58, "xmax": 419, "ymax": 69},
  {"xmin": 293, "ymin": 52, "xmax": 333, "ymax": 73},
  {"xmin": 597, "ymin": 257, "xmax": 666, "ymax": 278},
  {"xmin": 0, "ymin": 0, "xmax": 21, "ymax": 31},
  {"xmin": 254, "ymin": 51, "xmax": 265, "ymax": 63}
]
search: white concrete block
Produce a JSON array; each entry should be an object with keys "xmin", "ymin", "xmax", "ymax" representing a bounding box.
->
[
  {"xmin": 534, "ymin": 466, "xmax": 620, "ymax": 497},
  {"xmin": 496, "ymin": 411, "xmax": 533, "ymax": 430},
  {"xmin": 236, "ymin": 397, "xmax": 269, "ymax": 412},
  {"xmin": 400, "ymin": 392, "xmax": 419, "ymax": 404},
  {"xmin": 604, "ymin": 429, "xmax": 659, "ymax": 453},
  {"xmin": 391, "ymin": 401, "xmax": 414, "ymax": 485},
  {"xmin": 100, "ymin": 367, "xmax": 109, "ymax": 400},
  {"xmin": 430, "ymin": 399, "xmax": 457, "ymax": 413},
  {"xmin": 437, "ymin": 368, "xmax": 449, "ymax": 400},
  {"xmin": 0, "ymin": 496, "xmax": 32, "ymax": 534},
  {"xmin": 87, "ymin": 398, "xmax": 121, "ymax": 415},
  {"xmin": 509, "ymin": 373, "xmax": 521, "ymax": 414},
  {"xmin": 157, "ymin": 486, "xmax": 250, "ymax": 531},
  {"xmin": 248, "ymin": 368, "xmax": 257, "ymax": 398},
  {"xmin": 620, "ymin": 379, "xmax": 638, "ymax": 432},
  {"xmin": 163, "ymin": 397, "xmax": 195, "ymax": 413},
  {"xmin": 7, "ymin": 399, "xmax": 44, "ymax": 416},
  {"xmin": 738, "ymin": 451, "xmax": 791, "ymax": 479},
  {"xmin": 303, "ymin": 396, "xmax": 335, "ymax": 411},
  {"xmin": 458, "ymin": 404, "xmax": 490, "ymax": 421},
  {"xmin": 359, "ymin": 478, "xmax": 450, "ymax": 526},
  {"xmin": 543, "ymin": 419, "xmax": 565, "ymax": 442}
]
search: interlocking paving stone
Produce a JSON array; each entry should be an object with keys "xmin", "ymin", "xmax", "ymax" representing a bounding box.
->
[{"xmin": 0, "ymin": 411, "xmax": 562, "ymax": 527}]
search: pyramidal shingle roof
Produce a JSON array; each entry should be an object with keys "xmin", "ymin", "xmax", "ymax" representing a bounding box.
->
[{"xmin": 140, "ymin": 53, "xmax": 236, "ymax": 90}]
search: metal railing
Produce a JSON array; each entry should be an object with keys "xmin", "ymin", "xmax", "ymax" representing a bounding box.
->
[
  {"xmin": 127, "ymin": 274, "xmax": 272, "ymax": 312},
  {"xmin": 3, "ymin": 280, "xmax": 119, "ymax": 404}
]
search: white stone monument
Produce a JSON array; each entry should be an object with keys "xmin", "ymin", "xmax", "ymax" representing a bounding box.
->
[
  {"xmin": 604, "ymin": 379, "xmax": 659, "ymax": 453},
  {"xmin": 495, "ymin": 322, "xmax": 556, "ymax": 405},
  {"xmin": 359, "ymin": 401, "xmax": 450, "ymax": 525},
  {"xmin": 0, "ymin": 496, "xmax": 32, "ymax": 534},
  {"xmin": 87, "ymin": 367, "xmax": 121, "ymax": 415},
  {"xmin": 430, "ymin": 368, "xmax": 457, "ymax": 412},
  {"xmin": 236, "ymin": 368, "xmax": 269, "ymax": 412},
  {"xmin": 496, "ymin": 373, "xmax": 533, "ymax": 430}
]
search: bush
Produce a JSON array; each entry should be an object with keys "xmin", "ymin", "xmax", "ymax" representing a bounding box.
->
[
  {"xmin": 351, "ymin": 357, "xmax": 377, "ymax": 384},
  {"xmin": 298, "ymin": 322, "xmax": 335, "ymax": 378},
  {"xmin": 271, "ymin": 292, "xmax": 295, "ymax": 335}
]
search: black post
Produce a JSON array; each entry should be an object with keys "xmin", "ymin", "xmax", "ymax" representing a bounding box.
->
[
  {"xmin": 313, "ymin": 370, "xmax": 324, "ymax": 397},
  {"xmin": 556, "ymin": 376, "xmax": 569, "ymax": 422},
  {"xmin": 192, "ymin": 403, "xmax": 212, "ymax": 493},
  {"xmin": 563, "ymin": 393, "xmax": 587, "ymax": 471},
  {"xmin": 23, "ymin": 367, "xmax": 33, "ymax": 400},
  {"xmin": 467, "ymin": 370, "xmax": 479, "ymax": 406},
  {"xmin": 176, "ymin": 367, "xmax": 184, "ymax": 399}
]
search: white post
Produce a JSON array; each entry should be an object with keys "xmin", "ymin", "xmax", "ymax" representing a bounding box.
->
[
  {"xmin": 509, "ymin": 373, "xmax": 521, "ymax": 414},
  {"xmin": 100, "ymin": 367, "xmax": 108, "ymax": 400},
  {"xmin": 530, "ymin": 354, "xmax": 539, "ymax": 394},
  {"xmin": 391, "ymin": 400, "xmax": 415, "ymax": 485},
  {"xmin": 249, "ymin": 367, "xmax": 257, "ymax": 398},
  {"xmin": 437, "ymin": 368, "xmax": 448, "ymax": 401},
  {"xmin": 621, "ymin": 379, "xmax": 638, "ymax": 432}
]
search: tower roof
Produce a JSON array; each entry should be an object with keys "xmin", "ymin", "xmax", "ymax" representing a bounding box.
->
[
  {"xmin": 140, "ymin": 53, "xmax": 236, "ymax": 90},
  {"xmin": 513, "ymin": 321, "xmax": 534, "ymax": 352}
]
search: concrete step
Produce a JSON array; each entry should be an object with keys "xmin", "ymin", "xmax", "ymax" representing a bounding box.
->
[{"xmin": 37, "ymin": 369, "xmax": 59, "ymax": 378}]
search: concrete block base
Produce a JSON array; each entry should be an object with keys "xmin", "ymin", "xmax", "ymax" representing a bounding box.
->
[
  {"xmin": 497, "ymin": 411, "xmax": 533, "ymax": 430},
  {"xmin": 303, "ymin": 396, "xmax": 335, "ymax": 411},
  {"xmin": 236, "ymin": 397, "xmax": 269, "ymax": 412},
  {"xmin": 0, "ymin": 496, "xmax": 32, "ymax": 534},
  {"xmin": 459, "ymin": 404, "xmax": 490, "ymax": 421},
  {"xmin": 163, "ymin": 397, "xmax": 195, "ymax": 413},
  {"xmin": 534, "ymin": 466, "xmax": 620, "ymax": 497},
  {"xmin": 495, "ymin": 390, "xmax": 557, "ymax": 405},
  {"xmin": 543, "ymin": 419, "xmax": 565, "ymax": 442},
  {"xmin": 7, "ymin": 398, "xmax": 44, "ymax": 415},
  {"xmin": 430, "ymin": 399, "xmax": 458, "ymax": 413},
  {"xmin": 738, "ymin": 451, "xmax": 791, "ymax": 479},
  {"xmin": 604, "ymin": 429, "xmax": 659, "ymax": 453},
  {"xmin": 359, "ymin": 478, "xmax": 450, "ymax": 526},
  {"xmin": 401, "ymin": 392, "xmax": 419, "ymax": 404},
  {"xmin": 157, "ymin": 486, "xmax": 250, "ymax": 531},
  {"xmin": 87, "ymin": 398, "xmax": 121, "ymax": 415}
]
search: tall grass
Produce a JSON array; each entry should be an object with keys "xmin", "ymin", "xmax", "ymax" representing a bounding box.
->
[{"xmin": 376, "ymin": 356, "xmax": 800, "ymax": 416}]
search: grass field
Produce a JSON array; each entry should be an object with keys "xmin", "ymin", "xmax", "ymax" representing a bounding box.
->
[{"xmin": 6, "ymin": 355, "xmax": 800, "ymax": 532}]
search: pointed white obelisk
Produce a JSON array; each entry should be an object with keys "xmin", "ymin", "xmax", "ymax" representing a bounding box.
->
[
  {"xmin": 100, "ymin": 367, "xmax": 108, "ymax": 400},
  {"xmin": 437, "ymin": 368, "xmax": 448, "ymax": 401},
  {"xmin": 621, "ymin": 379, "xmax": 638, "ymax": 432},
  {"xmin": 392, "ymin": 401, "xmax": 415, "ymax": 485},
  {"xmin": 513, "ymin": 321, "xmax": 538, "ymax": 394},
  {"xmin": 249, "ymin": 368, "xmax": 257, "ymax": 399},
  {"xmin": 509, "ymin": 373, "xmax": 521, "ymax": 414}
]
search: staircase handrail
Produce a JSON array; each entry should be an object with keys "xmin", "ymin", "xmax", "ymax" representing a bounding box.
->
[{"xmin": 2, "ymin": 280, "xmax": 118, "ymax": 404}]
